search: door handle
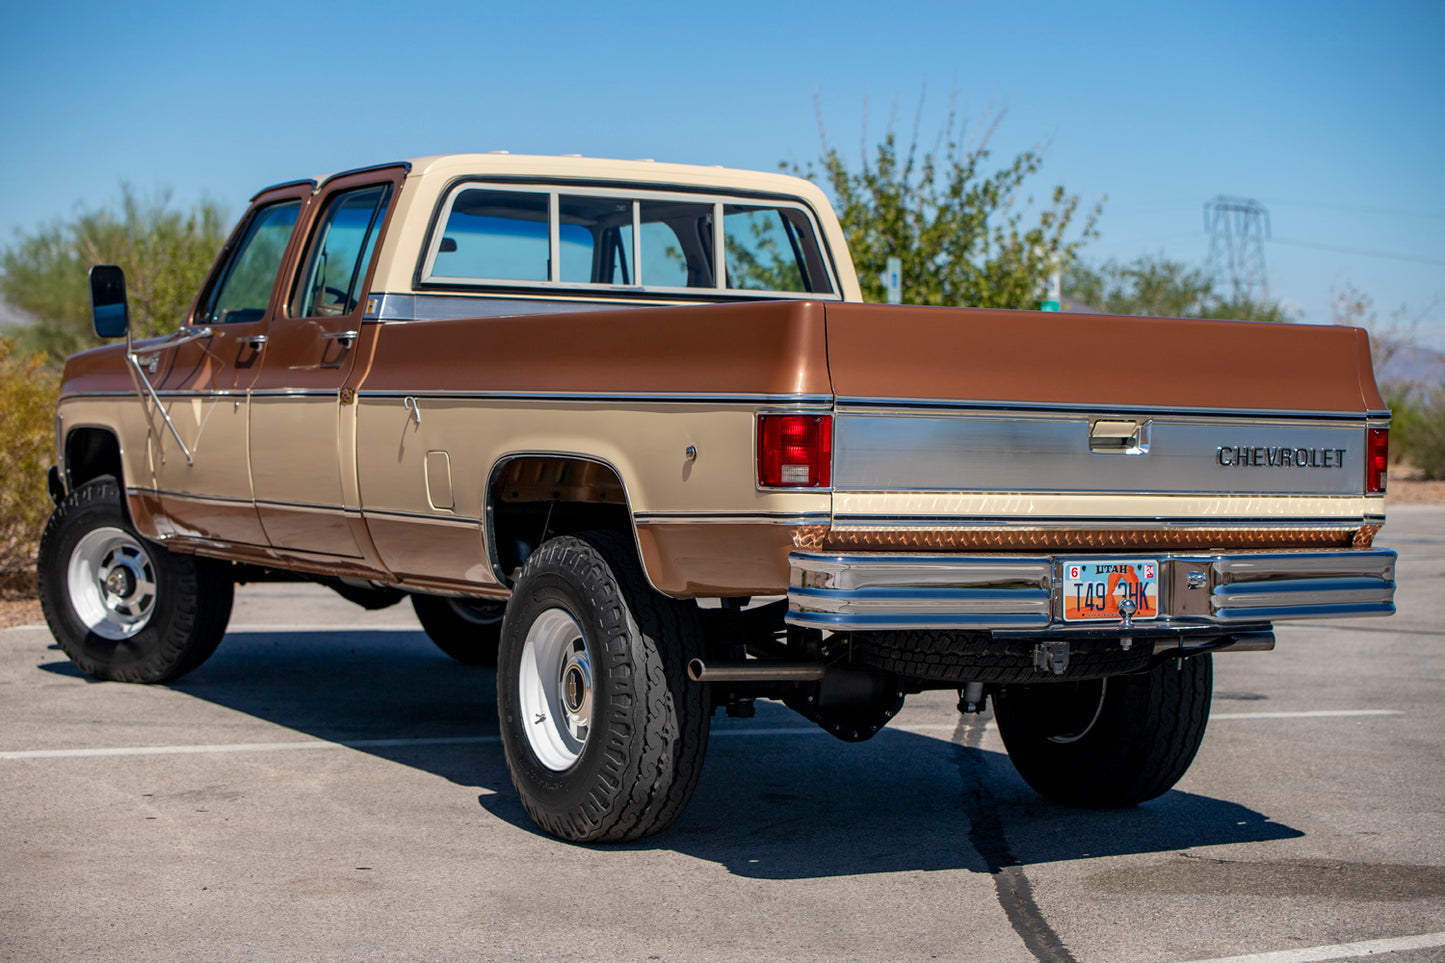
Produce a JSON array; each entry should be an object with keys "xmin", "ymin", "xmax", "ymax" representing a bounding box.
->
[{"xmin": 236, "ymin": 335, "xmax": 268, "ymax": 347}]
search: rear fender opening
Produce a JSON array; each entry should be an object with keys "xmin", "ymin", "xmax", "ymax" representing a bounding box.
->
[{"xmin": 486, "ymin": 455, "xmax": 633, "ymax": 585}]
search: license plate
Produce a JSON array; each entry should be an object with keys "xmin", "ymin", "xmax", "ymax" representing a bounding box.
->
[{"xmin": 1061, "ymin": 558, "xmax": 1160, "ymax": 622}]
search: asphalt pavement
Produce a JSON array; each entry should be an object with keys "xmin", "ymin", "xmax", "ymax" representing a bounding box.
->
[{"xmin": 2, "ymin": 507, "xmax": 1443, "ymax": 962}]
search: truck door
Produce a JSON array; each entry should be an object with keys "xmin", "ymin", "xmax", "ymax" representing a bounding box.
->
[
  {"xmin": 151, "ymin": 183, "xmax": 312, "ymax": 545},
  {"xmin": 248, "ymin": 166, "xmax": 404, "ymax": 560}
]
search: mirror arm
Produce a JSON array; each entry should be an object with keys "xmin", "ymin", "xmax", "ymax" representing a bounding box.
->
[{"xmin": 125, "ymin": 326, "xmax": 214, "ymax": 467}]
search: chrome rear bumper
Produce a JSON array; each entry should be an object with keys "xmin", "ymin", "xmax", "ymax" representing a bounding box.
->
[{"xmin": 786, "ymin": 549, "xmax": 1396, "ymax": 632}]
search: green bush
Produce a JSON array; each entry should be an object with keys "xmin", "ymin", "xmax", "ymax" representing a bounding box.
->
[
  {"xmin": 1405, "ymin": 383, "xmax": 1445, "ymax": 480},
  {"xmin": 0, "ymin": 337, "xmax": 58, "ymax": 598}
]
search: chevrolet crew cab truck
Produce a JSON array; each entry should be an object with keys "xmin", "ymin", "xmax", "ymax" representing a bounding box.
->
[{"xmin": 39, "ymin": 154, "xmax": 1396, "ymax": 843}]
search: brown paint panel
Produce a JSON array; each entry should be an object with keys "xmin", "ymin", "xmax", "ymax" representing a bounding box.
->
[
  {"xmin": 823, "ymin": 303, "xmax": 1383, "ymax": 413},
  {"xmin": 366, "ymin": 514, "xmax": 499, "ymax": 588},
  {"xmin": 362, "ymin": 300, "xmax": 830, "ymax": 396},
  {"xmin": 59, "ymin": 344, "xmax": 135, "ymax": 397},
  {"xmin": 151, "ymin": 494, "xmax": 269, "ymax": 547},
  {"xmin": 635, "ymin": 523, "xmax": 796, "ymax": 597},
  {"xmin": 254, "ymin": 504, "xmax": 366, "ymax": 558}
]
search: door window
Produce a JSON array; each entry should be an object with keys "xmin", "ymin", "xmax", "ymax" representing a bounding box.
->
[
  {"xmin": 197, "ymin": 201, "xmax": 301, "ymax": 324},
  {"xmin": 293, "ymin": 185, "xmax": 391, "ymax": 317}
]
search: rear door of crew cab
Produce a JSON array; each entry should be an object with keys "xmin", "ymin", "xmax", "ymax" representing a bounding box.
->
[
  {"xmin": 152, "ymin": 182, "xmax": 312, "ymax": 545},
  {"xmin": 248, "ymin": 165, "xmax": 405, "ymax": 559}
]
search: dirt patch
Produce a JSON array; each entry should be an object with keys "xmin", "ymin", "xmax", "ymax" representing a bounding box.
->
[
  {"xmin": 1387, "ymin": 478, "xmax": 1445, "ymax": 505},
  {"xmin": 0, "ymin": 598, "xmax": 43, "ymax": 630}
]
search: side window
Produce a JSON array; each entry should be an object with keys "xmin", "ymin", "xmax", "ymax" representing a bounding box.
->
[
  {"xmin": 431, "ymin": 189, "xmax": 549, "ymax": 282},
  {"xmin": 559, "ymin": 195, "xmax": 632, "ymax": 284},
  {"xmin": 293, "ymin": 185, "xmax": 391, "ymax": 317},
  {"xmin": 724, "ymin": 206, "xmax": 809, "ymax": 292},
  {"xmin": 198, "ymin": 201, "xmax": 301, "ymax": 324},
  {"xmin": 639, "ymin": 200, "xmax": 713, "ymax": 288},
  {"xmin": 418, "ymin": 184, "xmax": 834, "ymax": 296}
]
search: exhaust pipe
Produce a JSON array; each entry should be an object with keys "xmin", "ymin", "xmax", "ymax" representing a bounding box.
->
[
  {"xmin": 687, "ymin": 658, "xmax": 826, "ymax": 683},
  {"xmin": 1212, "ymin": 631, "xmax": 1275, "ymax": 653}
]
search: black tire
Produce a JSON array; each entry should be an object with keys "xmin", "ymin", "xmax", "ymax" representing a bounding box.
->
[
  {"xmin": 36, "ymin": 476, "xmax": 233, "ymax": 683},
  {"xmin": 993, "ymin": 654, "xmax": 1212, "ymax": 808},
  {"xmin": 497, "ymin": 531, "xmax": 709, "ymax": 843},
  {"xmin": 412, "ymin": 594, "xmax": 504, "ymax": 666},
  {"xmin": 851, "ymin": 630, "xmax": 1152, "ymax": 685}
]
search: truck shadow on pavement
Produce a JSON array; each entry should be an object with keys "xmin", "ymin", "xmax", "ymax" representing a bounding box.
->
[{"xmin": 42, "ymin": 627, "xmax": 1305, "ymax": 880}]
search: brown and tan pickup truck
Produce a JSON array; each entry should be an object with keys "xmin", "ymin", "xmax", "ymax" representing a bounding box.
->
[{"xmin": 40, "ymin": 154, "xmax": 1396, "ymax": 842}]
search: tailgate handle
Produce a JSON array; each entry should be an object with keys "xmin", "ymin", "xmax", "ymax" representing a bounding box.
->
[{"xmin": 1089, "ymin": 419, "xmax": 1150, "ymax": 454}]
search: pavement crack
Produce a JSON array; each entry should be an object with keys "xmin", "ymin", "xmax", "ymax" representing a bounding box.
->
[{"xmin": 954, "ymin": 714, "xmax": 1078, "ymax": 963}]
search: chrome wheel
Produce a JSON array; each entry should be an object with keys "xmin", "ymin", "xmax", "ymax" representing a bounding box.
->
[
  {"xmin": 517, "ymin": 607, "xmax": 593, "ymax": 771},
  {"xmin": 67, "ymin": 527, "xmax": 157, "ymax": 640}
]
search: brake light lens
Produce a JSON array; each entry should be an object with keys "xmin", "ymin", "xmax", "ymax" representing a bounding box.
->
[
  {"xmin": 1366, "ymin": 427, "xmax": 1388, "ymax": 494},
  {"xmin": 757, "ymin": 414, "xmax": 832, "ymax": 488}
]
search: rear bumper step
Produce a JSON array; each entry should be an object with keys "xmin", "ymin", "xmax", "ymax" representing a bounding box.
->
[{"xmin": 787, "ymin": 549, "xmax": 1396, "ymax": 632}]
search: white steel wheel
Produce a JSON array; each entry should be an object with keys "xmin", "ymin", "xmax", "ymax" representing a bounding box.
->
[
  {"xmin": 37, "ymin": 476, "xmax": 234, "ymax": 683},
  {"xmin": 497, "ymin": 531, "xmax": 710, "ymax": 843},
  {"xmin": 517, "ymin": 607, "xmax": 593, "ymax": 771},
  {"xmin": 66, "ymin": 526, "xmax": 157, "ymax": 640}
]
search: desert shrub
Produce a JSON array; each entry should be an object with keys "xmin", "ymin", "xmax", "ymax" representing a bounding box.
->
[
  {"xmin": 1381, "ymin": 382, "xmax": 1420, "ymax": 465},
  {"xmin": 1404, "ymin": 383, "xmax": 1445, "ymax": 480},
  {"xmin": 0, "ymin": 337, "xmax": 59, "ymax": 597}
]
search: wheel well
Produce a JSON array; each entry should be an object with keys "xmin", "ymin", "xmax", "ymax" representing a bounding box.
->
[
  {"xmin": 65, "ymin": 428, "xmax": 123, "ymax": 491},
  {"xmin": 488, "ymin": 456, "xmax": 632, "ymax": 583}
]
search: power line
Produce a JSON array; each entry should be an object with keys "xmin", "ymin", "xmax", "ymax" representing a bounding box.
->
[
  {"xmin": 1262, "ymin": 199, "xmax": 1445, "ymax": 221},
  {"xmin": 1269, "ymin": 237, "xmax": 1445, "ymax": 268}
]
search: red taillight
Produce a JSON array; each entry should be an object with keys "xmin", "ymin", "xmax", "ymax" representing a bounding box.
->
[
  {"xmin": 1366, "ymin": 427, "xmax": 1388, "ymax": 494},
  {"xmin": 757, "ymin": 414, "xmax": 832, "ymax": 488}
]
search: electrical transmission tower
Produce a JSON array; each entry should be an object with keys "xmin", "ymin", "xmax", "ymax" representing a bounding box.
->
[{"xmin": 1204, "ymin": 196, "xmax": 1271, "ymax": 303}]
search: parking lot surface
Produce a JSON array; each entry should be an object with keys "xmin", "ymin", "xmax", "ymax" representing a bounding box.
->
[{"xmin": 3, "ymin": 506, "xmax": 1443, "ymax": 962}]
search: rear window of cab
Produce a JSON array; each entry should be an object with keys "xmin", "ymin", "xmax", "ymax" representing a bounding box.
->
[{"xmin": 418, "ymin": 183, "xmax": 838, "ymax": 298}]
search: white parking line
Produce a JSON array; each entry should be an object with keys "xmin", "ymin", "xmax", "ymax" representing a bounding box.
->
[
  {"xmin": 1186, "ymin": 929, "xmax": 1445, "ymax": 963},
  {"xmin": 1208, "ymin": 709, "xmax": 1404, "ymax": 721},
  {"xmin": 0, "ymin": 709, "xmax": 1404, "ymax": 760}
]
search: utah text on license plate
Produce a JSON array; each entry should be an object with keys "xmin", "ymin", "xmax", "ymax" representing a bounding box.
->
[{"xmin": 1061, "ymin": 559, "xmax": 1159, "ymax": 622}]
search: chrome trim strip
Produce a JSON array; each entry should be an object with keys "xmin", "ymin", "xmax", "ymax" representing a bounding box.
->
[
  {"xmin": 786, "ymin": 548, "xmax": 1397, "ymax": 632},
  {"xmin": 363, "ymin": 507, "xmax": 480, "ymax": 526},
  {"xmin": 151, "ymin": 489, "xmax": 252, "ymax": 506},
  {"xmin": 633, "ymin": 511, "xmax": 831, "ymax": 526},
  {"xmin": 365, "ymin": 292, "xmax": 652, "ymax": 321},
  {"xmin": 250, "ymin": 389, "xmax": 336, "ymax": 399},
  {"xmin": 253, "ymin": 498, "xmax": 361, "ymax": 516},
  {"xmin": 834, "ymin": 396, "xmax": 1383, "ymax": 422},
  {"xmin": 357, "ymin": 389, "xmax": 834, "ymax": 406}
]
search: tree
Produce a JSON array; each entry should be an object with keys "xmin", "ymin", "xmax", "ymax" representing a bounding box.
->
[
  {"xmin": 0, "ymin": 186, "xmax": 228, "ymax": 358},
  {"xmin": 791, "ymin": 94, "xmax": 1100, "ymax": 308},
  {"xmin": 1065, "ymin": 254, "xmax": 1295, "ymax": 323}
]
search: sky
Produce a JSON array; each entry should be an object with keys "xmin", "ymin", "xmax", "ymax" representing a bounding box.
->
[{"xmin": 2, "ymin": 0, "xmax": 1442, "ymax": 348}]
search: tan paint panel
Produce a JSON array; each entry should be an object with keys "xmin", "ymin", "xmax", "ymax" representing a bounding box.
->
[
  {"xmin": 355, "ymin": 397, "xmax": 830, "ymax": 518},
  {"xmin": 250, "ymin": 396, "xmax": 363, "ymax": 556},
  {"xmin": 58, "ymin": 396, "xmax": 156, "ymax": 495}
]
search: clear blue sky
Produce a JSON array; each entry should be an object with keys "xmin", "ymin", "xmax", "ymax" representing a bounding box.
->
[{"xmin": 3, "ymin": 0, "xmax": 1442, "ymax": 346}]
